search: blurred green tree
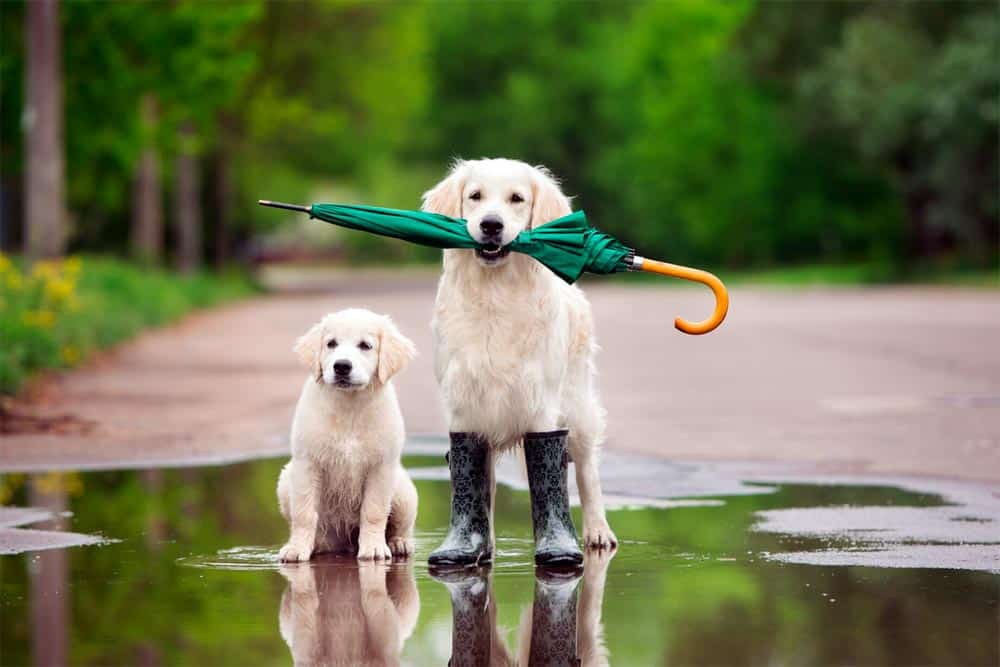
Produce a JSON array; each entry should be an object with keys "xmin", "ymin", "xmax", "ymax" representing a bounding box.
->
[
  {"xmin": 2, "ymin": 0, "xmax": 995, "ymax": 271},
  {"xmin": 744, "ymin": 0, "xmax": 999, "ymax": 267}
]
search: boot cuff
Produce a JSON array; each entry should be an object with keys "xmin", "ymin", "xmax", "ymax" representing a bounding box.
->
[{"xmin": 524, "ymin": 429, "xmax": 569, "ymax": 439}]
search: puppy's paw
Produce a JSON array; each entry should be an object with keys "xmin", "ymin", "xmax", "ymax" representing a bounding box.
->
[
  {"xmin": 387, "ymin": 536, "xmax": 414, "ymax": 558},
  {"xmin": 279, "ymin": 542, "xmax": 313, "ymax": 562},
  {"xmin": 583, "ymin": 519, "xmax": 618, "ymax": 550},
  {"xmin": 357, "ymin": 538, "xmax": 393, "ymax": 561}
]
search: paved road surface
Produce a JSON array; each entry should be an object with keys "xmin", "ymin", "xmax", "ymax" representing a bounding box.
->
[{"xmin": 3, "ymin": 271, "xmax": 998, "ymax": 481}]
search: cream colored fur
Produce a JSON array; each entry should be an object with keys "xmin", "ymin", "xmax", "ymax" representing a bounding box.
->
[
  {"xmin": 424, "ymin": 158, "xmax": 616, "ymax": 549},
  {"xmin": 278, "ymin": 308, "xmax": 418, "ymax": 562}
]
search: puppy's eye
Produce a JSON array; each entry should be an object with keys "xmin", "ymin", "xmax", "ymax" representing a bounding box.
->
[
  {"xmin": 469, "ymin": 191, "xmax": 481, "ymax": 201},
  {"xmin": 510, "ymin": 193, "xmax": 524, "ymax": 204},
  {"xmin": 358, "ymin": 341, "xmax": 372, "ymax": 351},
  {"xmin": 326, "ymin": 339, "xmax": 337, "ymax": 349}
]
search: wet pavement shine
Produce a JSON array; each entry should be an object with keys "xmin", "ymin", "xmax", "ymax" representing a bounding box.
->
[{"xmin": 1, "ymin": 449, "xmax": 998, "ymax": 666}]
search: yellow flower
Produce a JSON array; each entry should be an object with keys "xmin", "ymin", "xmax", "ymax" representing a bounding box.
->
[
  {"xmin": 0, "ymin": 254, "xmax": 12, "ymax": 274},
  {"xmin": 4, "ymin": 271, "xmax": 22, "ymax": 291},
  {"xmin": 31, "ymin": 260, "xmax": 58, "ymax": 281},
  {"xmin": 63, "ymin": 256, "xmax": 82, "ymax": 277},
  {"xmin": 61, "ymin": 345, "xmax": 81, "ymax": 365},
  {"xmin": 0, "ymin": 473, "xmax": 25, "ymax": 505},
  {"xmin": 44, "ymin": 277, "xmax": 75, "ymax": 303},
  {"xmin": 22, "ymin": 309, "xmax": 55, "ymax": 328},
  {"xmin": 34, "ymin": 472, "xmax": 84, "ymax": 496}
]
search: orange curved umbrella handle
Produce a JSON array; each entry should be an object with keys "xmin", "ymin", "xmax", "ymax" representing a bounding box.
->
[{"xmin": 634, "ymin": 257, "xmax": 729, "ymax": 335}]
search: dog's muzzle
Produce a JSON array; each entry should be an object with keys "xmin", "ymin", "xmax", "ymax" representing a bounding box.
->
[{"xmin": 475, "ymin": 214, "xmax": 510, "ymax": 263}]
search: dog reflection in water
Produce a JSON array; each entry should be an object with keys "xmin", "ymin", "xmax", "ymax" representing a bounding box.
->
[
  {"xmin": 435, "ymin": 549, "xmax": 613, "ymax": 667},
  {"xmin": 278, "ymin": 557, "xmax": 419, "ymax": 666}
]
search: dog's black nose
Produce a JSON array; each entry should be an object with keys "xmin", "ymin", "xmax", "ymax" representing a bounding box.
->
[
  {"xmin": 480, "ymin": 214, "xmax": 503, "ymax": 238},
  {"xmin": 333, "ymin": 360, "xmax": 352, "ymax": 376}
]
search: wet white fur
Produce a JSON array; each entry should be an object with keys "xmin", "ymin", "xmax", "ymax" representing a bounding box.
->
[
  {"xmin": 423, "ymin": 158, "xmax": 617, "ymax": 548},
  {"xmin": 278, "ymin": 308, "xmax": 418, "ymax": 562}
]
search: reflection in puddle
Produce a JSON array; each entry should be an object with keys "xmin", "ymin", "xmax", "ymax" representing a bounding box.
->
[
  {"xmin": 1, "ymin": 456, "xmax": 998, "ymax": 665},
  {"xmin": 278, "ymin": 558, "xmax": 419, "ymax": 666},
  {"xmin": 432, "ymin": 549, "xmax": 612, "ymax": 667}
]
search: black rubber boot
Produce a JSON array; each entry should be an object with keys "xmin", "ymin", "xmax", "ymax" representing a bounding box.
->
[
  {"xmin": 524, "ymin": 430, "xmax": 584, "ymax": 567},
  {"xmin": 528, "ymin": 568, "xmax": 582, "ymax": 666},
  {"xmin": 431, "ymin": 567, "xmax": 494, "ymax": 667},
  {"xmin": 429, "ymin": 432, "xmax": 493, "ymax": 567}
]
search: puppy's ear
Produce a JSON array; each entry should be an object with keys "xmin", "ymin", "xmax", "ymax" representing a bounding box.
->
[
  {"xmin": 293, "ymin": 321, "xmax": 325, "ymax": 375},
  {"xmin": 531, "ymin": 165, "xmax": 572, "ymax": 229},
  {"xmin": 421, "ymin": 161, "xmax": 465, "ymax": 218},
  {"xmin": 377, "ymin": 317, "xmax": 417, "ymax": 384}
]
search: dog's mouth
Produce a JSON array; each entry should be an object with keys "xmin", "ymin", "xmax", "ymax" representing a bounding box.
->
[
  {"xmin": 475, "ymin": 243, "xmax": 511, "ymax": 263},
  {"xmin": 332, "ymin": 378, "xmax": 362, "ymax": 390}
]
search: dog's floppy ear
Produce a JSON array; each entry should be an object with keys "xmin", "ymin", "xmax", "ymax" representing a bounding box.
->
[
  {"xmin": 531, "ymin": 165, "xmax": 572, "ymax": 229},
  {"xmin": 377, "ymin": 316, "xmax": 417, "ymax": 384},
  {"xmin": 421, "ymin": 161, "xmax": 465, "ymax": 218},
  {"xmin": 293, "ymin": 321, "xmax": 325, "ymax": 376}
]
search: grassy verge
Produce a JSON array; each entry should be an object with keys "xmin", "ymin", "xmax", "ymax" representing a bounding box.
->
[{"xmin": 0, "ymin": 255, "xmax": 258, "ymax": 395}]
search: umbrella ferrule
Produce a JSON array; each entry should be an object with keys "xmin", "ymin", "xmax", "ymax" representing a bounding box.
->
[{"xmin": 629, "ymin": 255, "xmax": 645, "ymax": 271}]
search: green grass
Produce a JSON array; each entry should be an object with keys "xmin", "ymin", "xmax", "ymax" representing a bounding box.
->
[{"xmin": 0, "ymin": 255, "xmax": 258, "ymax": 395}]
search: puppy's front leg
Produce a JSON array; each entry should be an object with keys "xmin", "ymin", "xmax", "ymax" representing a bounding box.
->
[
  {"xmin": 358, "ymin": 563, "xmax": 400, "ymax": 661},
  {"xmin": 278, "ymin": 564, "xmax": 320, "ymax": 664},
  {"xmin": 357, "ymin": 463, "xmax": 394, "ymax": 561},
  {"xmin": 279, "ymin": 458, "xmax": 319, "ymax": 562}
]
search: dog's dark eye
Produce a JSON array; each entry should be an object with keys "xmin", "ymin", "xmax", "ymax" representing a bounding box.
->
[
  {"xmin": 326, "ymin": 339, "xmax": 337, "ymax": 349},
  {"xmin": 358, "ymin": 341, "xmax": 372, "ymax": 351},
  {"xmin": 510, "ymin": 193, "xmax": 524, "ymax": 204},
  {"xmin": 469, "ymin": 191, "xmax": 481, "ymax": 201}
]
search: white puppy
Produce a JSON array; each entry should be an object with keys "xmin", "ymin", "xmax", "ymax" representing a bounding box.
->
[
  {"xmin": 424, "ymin": 158, "xmax": 617, "ymax": 549},
  {"xmin": 278, "ymin": 308, "xmax": 418, "ymax": 562}
]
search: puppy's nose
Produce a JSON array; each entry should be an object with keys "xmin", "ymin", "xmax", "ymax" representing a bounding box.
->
[
  {"xmin": 479, "ymin": 214, "xmax": 503, "ymax": 239},
  {"xmin": 333, "ymin": 360, "xmax": 352, "ymax": 376}
]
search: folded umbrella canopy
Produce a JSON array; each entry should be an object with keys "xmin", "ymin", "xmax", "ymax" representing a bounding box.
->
[{"xmin": 259, "ymin": 200, "xmax": 728, "ymax": 335}]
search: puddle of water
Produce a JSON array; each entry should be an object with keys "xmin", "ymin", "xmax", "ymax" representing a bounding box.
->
[{"xmin": 0, "ymin": 457, "xmax": 998, "ymax": 666}]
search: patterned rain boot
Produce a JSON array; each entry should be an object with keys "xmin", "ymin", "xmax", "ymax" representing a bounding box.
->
[
  {"xmin": 431, "ymin": 567, "xmax": 494, "ymax": 667},
  {"xmin": 524, "ymin": 430, "xmax": 584, "ymax": 567},
  {"xmin": 528, "ymin": 568, "xmax": 583, "ymax": 666},
  {"xmin": 429, "ymin": 432, "xmax": 493, "ymax": 567}
]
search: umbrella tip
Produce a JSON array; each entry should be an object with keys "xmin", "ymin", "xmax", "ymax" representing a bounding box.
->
[{"xmin": 257, "ymin": 200, "xmax": 311, "ymax": 214}]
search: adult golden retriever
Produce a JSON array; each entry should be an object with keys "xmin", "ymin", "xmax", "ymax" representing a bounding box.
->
[{"xmin": 423, "ymin": 158, "xmax": 616, "ymax": 549}]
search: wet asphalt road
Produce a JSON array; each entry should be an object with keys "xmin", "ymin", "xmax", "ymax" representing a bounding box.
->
[{"xmin": 2, "ymin": 269, "xmax": 998, "ymax": 482}]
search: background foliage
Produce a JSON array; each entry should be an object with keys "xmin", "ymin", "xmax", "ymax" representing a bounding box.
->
[
  {"xmin": 1, "ymin": 0, "xmax": 996, "ymax": 270},
  {"xmin": 0, "ymin": 254, "xmax": 255, "ymax": 394}
]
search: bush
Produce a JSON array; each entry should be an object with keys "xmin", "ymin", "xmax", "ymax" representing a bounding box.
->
[{"xmin": 0, "ymin": 255, "xmax": 256, "ymax": 395}]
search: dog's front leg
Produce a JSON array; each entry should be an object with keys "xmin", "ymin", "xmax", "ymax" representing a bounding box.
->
[
  {"xmin": 358, "ymin": 563, "xmax": 400, "ymax": 661},
  {"xmin": 357, "ymin": 463, "xmax": 394, "ymax": 561},
  {"xmin": 278, "ymin": 564, "xmax": 320, "ymax": 664},
  {"xmin": 579, "ymin": 548, "xmax": 614, "ymax": 666},
  {"xmin": 279, "ymin": 458, "xmax": 319, "ymax": 562},
  {"xmin": 574, "ymin": 449, "xmax": 617, "ymax": 549}
]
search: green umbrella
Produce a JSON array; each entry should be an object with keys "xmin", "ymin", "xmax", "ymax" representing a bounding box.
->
[{"xmin": 259, "ymin": 200, "xmax": 728, "ymax": 334}]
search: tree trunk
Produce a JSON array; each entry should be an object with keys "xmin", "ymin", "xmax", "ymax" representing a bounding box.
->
[
  {"xmin": 131, "ymin": 95, "xmax": 163, "ymax": 262},
  {"xmin": 30, "ymin": 477, "xmax": 69, "ymax": 667},
  {"xmin": 213, "ymin": 145, "xmax": 232, "ymax": 270},
  {"xmin": 24, "ymin": 0, "xmax": 66, "ymax": 259},
  {"xmin": 174, "ymin": 122, "xmax": 201, "ymax": 274}
]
